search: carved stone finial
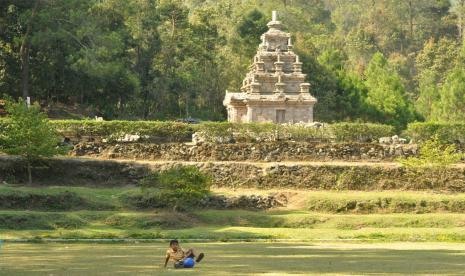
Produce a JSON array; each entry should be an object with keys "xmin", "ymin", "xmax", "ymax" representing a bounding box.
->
[{"xmin": 272, "ymin": 11, "xmax": 277, "ymax": 21}]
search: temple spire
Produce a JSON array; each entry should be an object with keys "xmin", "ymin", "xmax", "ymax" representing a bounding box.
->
[{"xmin": 223, "ymin": 10, "xmax": 317, "ymax": 124}]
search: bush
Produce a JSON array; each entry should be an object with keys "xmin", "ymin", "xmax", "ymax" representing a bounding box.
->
[
  {"xmin": 404, "ymin": 122, "xmax": 465, "ymax": 144},
  {"xmin": 195, "ymin": 122, "xmax": 393, "ymax": 143},
  {"xmin": 119, "ymin": 190, "xmax": 167, "ymax": 209},
  {"xmin": 330, "ymin": 122, "xmax": 395, "ymax": 142},
  {"xmin": 52, "ymin": 120, "xmax": 194, "ymax": 142},
  {"xmin": 0, "ymin": 118, "xmax": 9, "ymax": 134},
  {"xmin": 398, "ymin": 135, "xmax": 463, "ymax": 168},
  {"xmin": 1, "ymin": 119, "xmax": 397, "ymax": 144},
  {"xmin": 137, "ymin": 166, "xmax": 211, "ymax": 210}
]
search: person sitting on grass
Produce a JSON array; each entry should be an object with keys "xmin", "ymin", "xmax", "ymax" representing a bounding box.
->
[{"xmin": 164, "ymin": 239, "xmax": 205, "ymax": 269}]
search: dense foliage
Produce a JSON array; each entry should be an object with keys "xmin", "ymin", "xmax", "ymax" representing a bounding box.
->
[
  {"xmin": 0, "ymin": 100, "xmax": 65, "ymax": 183},
  {"xmin": 399, "ymin": 135, "xmax": 464, "ymax": 168},
  {"xmin": 405, "ymin": 122, "xmax": 465, "ymax": 144},
  {"xmin": 2, "ymin": 120, "xmax": 393, "ymax": 143},
  {"xmin": 196, "ymin": 122, "xmax": 394, "ymax": 143},
  {"xmin": 2, "ymin": 0, "xmax": 465, "ymax": 127},
  {"xmin": 52, "ymin": 120, "xmax": 194, "ymax": 142},
  {"xmin": 137, "ymin": 166, "xmax": 211, "ymax": 211}
]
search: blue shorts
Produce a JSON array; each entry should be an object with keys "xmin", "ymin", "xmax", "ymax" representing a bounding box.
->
[{"xmin": 174, "ymin": 258, "xmax": 195, "ymax": 269}]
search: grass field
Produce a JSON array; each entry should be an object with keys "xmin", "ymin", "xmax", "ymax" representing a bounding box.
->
[
  {"xmin": 2, "ymin": 242, "xmax": 465, "ymax": 275},
  {"xmin": 3, "ymin": 210, "xmax": 465, "ymax": 241},
  {"xmin": 3, "ymin": 184, "xmax": 465, "ymax": 274},
  {"xmin": 4, "ymin": 184, "xmax": 465, "ymax": 242},
  {"xmin": 5, "ymin": 184, "xmax": 465, "ymax": 214}
]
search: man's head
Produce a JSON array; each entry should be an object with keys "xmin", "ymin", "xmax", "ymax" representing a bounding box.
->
[{"xmin": 169, "ymin": 239, "xmax": 179, "ymax": 250}]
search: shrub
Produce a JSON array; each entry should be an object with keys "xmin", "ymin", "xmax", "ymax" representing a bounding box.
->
[
  {"xmin": 330, "ymin": 122, "xmax": 395, "ymax": 142},
  {"xmin": 195, "ymin": 122, "xmax": 393, "ymax": 143},
  {"xmin": 195, "ymin": 122, "xmax": 234, "ymax": 142},
  {"xmin": 282, "ymin": 124, "xmax": 331, "ymax": 142},
  {"xmin": 52, "ymin": 120, "xmax": 194, "ymax": 142},
  {"xmin": 0, "ymin": 118, "xmax": 9, "ymax": 133},
  {"xmin": 404, "ymin": 122, "xmax": 465, "ymax": 144},
  {"xmin": 119, "ymin": 190, "xmax": 167, "ymax": 209},
  {"xmin": 1, "ymin": 119, "xmax": 397, "ymax": 144},
  {"xmin": 398, "ymin": 135, "xmax": 463, "ymax": 168},
  {"xmin": 138, "ymin": 166, "xmax": 211, "ymax": 210}
]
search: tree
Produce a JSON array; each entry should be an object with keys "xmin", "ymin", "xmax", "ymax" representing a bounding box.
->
[
  {"xmin": 235, "ymin": 9, "xmax": 268, "ymax": 58},
  {"xmin": 0, "ymin": 0, "xmax": 463, "ymax": 122},
  {"xmin": 365, "ymin": 52, "xmax": 416, "ymax": 129},
  {"xmin": 452, "ymin": 0, "xmax": 465, "ymax": 42},
  {"xmin": 415, "ymin": 69, "xmax": 440, "ymax": 120},
  {"xmin": 416, "ymin": 38, "xmax": 459, "ymax": 85},
  {"xmin": 0, "ymin": 100, "xmax": 65, "ymax": 184},
  {"xmin": 434, "ymin": 66, "xmax": 465, "ymax": 122}
]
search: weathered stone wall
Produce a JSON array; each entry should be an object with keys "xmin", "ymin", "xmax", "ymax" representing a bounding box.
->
[
  {"xmin": 71, "ymin": 142, "xmax": 419, "ymax": 162},
  {"xmin": 0, "ymin": 157, "xmax": 148, "ymax": 186},
  {"xmin": 2, "ymin": 157, "xmax": 465, "ymax": 192}
]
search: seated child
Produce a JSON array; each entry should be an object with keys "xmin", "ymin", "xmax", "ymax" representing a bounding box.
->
[{"xmin": 164, "ymin": 239, "xmax": 205, "ymax": 269}]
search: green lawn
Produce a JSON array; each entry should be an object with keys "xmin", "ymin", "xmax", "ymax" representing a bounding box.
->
[
  {"xmin": 2, "ymin": 242, "xmax": 465, "ymax": 275},
  {"xmin": 3, "ymin": 210, "xmax": 465, "ymax": 241},
  {"xmin": 4, "ymin": 210, "xmax": 465, "ymax": 241}
]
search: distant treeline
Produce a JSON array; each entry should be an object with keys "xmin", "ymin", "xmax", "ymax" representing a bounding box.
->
[{"xmin": 1, "ymin": 0, "xmax": 465, "ymax": 127}]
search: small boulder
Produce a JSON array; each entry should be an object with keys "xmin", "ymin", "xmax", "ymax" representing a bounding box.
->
[{"xmin": 379, "ymin": 137, "xmax": 392, "ymax": 144}]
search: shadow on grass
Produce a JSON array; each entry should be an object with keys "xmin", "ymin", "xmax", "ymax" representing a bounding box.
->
[{"xmin": 1, "ymin": 243, "xmax": 465, "ymax": 275}]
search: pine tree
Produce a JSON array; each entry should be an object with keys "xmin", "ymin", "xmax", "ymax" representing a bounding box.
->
[
  {"xmin": 415, "ymin": 69, "xmax": 440, "ymax": 120},
  {"xmin": 435, "ymin": 66, "xmax": 465, "ymax": 121},
  {"xmin": 365, "ymin": 52, "xmax": 415, "ymax": 129}
]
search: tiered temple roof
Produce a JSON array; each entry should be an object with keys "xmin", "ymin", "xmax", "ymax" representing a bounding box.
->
[{"xmin": 224, "ymin": 11, "xmax": 317, "ymax": 123}]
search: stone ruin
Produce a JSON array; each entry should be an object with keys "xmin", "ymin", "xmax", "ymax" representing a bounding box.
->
[{"xmin": 223, "ymin": 11, "xmax": 317, "ymax": 124}]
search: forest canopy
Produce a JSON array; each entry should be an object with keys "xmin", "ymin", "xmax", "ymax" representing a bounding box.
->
[{"xmin": 1, "ymin": 0, "xmax": 465, "ymax": 128}]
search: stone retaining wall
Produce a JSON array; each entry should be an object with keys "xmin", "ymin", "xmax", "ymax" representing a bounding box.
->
[
  {"xmin": 71, "ymin": 142, "xmax": 419, "ymax": 162},
  {"xmin": 2, "ymin": 157, "xmax": 465, "ymax": 192},
  {"xmin": 0, "ymin": 157, "xmax": 147, "ymax": 186}
]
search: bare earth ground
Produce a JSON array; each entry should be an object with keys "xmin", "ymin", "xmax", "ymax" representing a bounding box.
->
[{"xmin": 1, "ymin": 242, "xmax": 465, "ymax": 275}]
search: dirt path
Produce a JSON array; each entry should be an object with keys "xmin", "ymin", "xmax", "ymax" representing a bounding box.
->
[{"xmin": 66, "ymin": 156, "xmax": 465, "ymax": 169}]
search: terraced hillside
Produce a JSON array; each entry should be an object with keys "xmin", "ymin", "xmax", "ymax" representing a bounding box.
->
[{"xmin": 1, "ymin": 138, "xmax": 465, "ymax": 242}]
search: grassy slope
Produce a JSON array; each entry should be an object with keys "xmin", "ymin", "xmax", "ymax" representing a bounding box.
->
[
  {"xmin": 3, "ymin": 185, "xmax": 465, "ymax": 242},
  {"xmin": 4, "ymin": 185, "xmax": 465, "ymax": 213},
  {"xmin": 2, "ymin": 242, "xmax": 465, "ymax": 275}
]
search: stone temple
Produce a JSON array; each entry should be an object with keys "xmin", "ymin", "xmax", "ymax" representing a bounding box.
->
[{"xmin": 223, "ymin": 11, "xmax": 317, "ymax": 124}]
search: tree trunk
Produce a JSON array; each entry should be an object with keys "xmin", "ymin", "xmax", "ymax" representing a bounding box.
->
[
  {"xmin": 20, "ymin": 45, "xmax": 30, "ymax": 99},
  {"xmin": 27, "ymin": 162, "xmax": 32, "ymax": 185},
  {"xmin": 20, "ymin": 0, "xmax": 41, "ymax": 100},
  {"xmin": 408, "ymin": 0, "xmax": 414, "ymax": 41},
  {"xmin": 459, "ymin": 0, "xmax": 465, "ymax": 43}
]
